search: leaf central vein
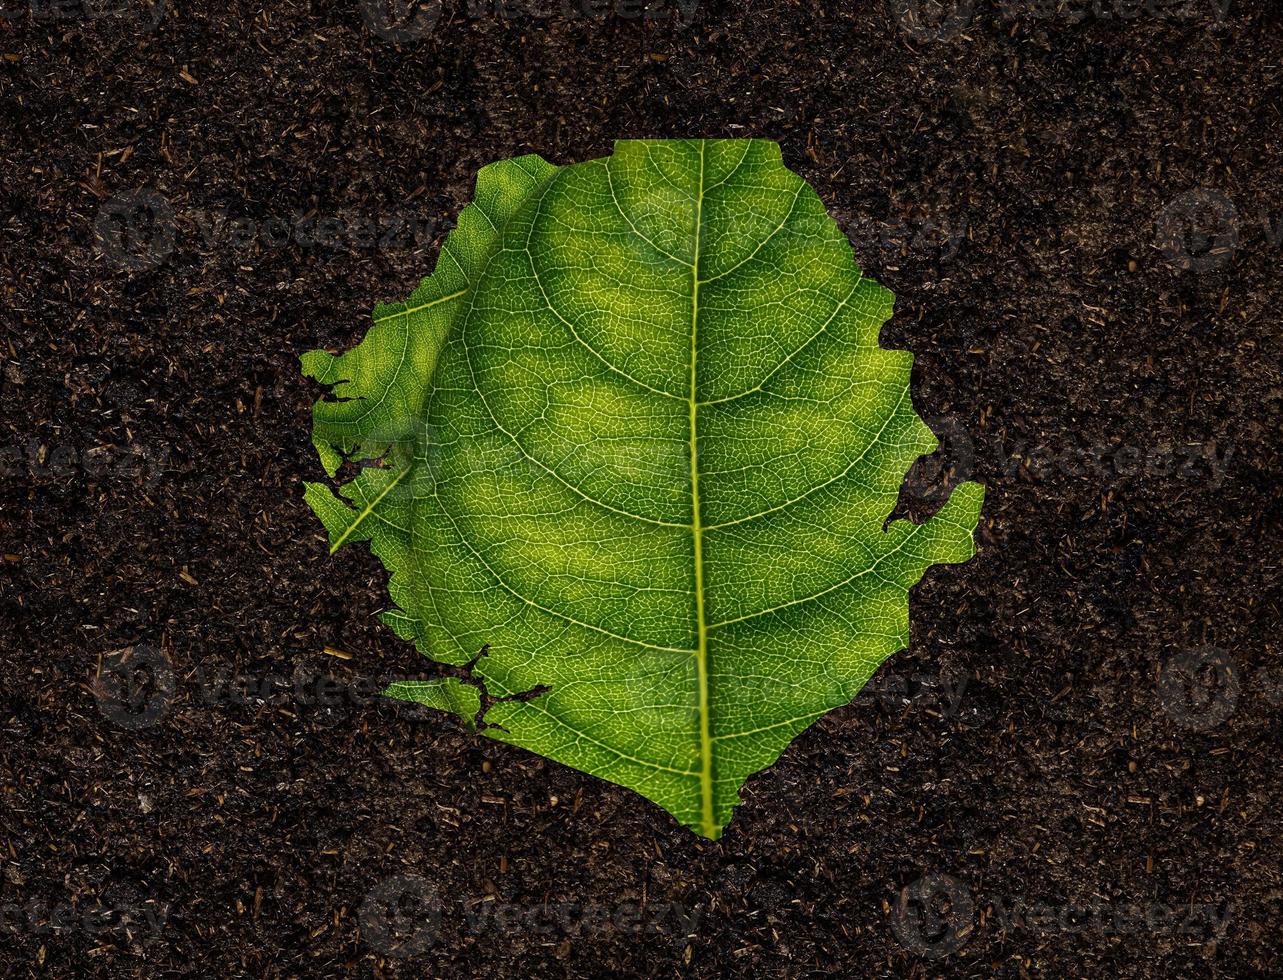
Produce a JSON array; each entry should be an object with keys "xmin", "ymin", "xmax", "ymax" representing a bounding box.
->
[{"xmin": 689, "ymin": 141, "xmax": 717, "ymax": 839}]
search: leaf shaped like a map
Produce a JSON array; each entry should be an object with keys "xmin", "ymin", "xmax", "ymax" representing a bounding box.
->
[{"xmin": 304, "ymin": 140, "xmax": 983, "ymax": 839}]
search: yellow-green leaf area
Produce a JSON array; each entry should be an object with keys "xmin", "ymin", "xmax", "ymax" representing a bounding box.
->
[{"xmin": 304, "ymin": 139, "xmax": 984, "ymax": 839}]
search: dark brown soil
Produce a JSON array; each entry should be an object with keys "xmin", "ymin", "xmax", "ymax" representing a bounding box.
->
[{"xmin": 2, "ymin": 0, "xmax": 1281, "ymax": 976}]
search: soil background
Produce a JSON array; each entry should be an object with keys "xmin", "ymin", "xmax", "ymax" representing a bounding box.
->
[{"xmin": 2, "ymin": 0, "xmax": 1281, "ymax": 976}]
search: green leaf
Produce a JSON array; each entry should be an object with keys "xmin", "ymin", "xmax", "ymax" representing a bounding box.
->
[
  {"xmin": 304, "ymin": 139, "xmax": 983, "ymax": 839},
  {"xmin": 383, "ymin": 678, "xmax": 482, "ymax": 729}
]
